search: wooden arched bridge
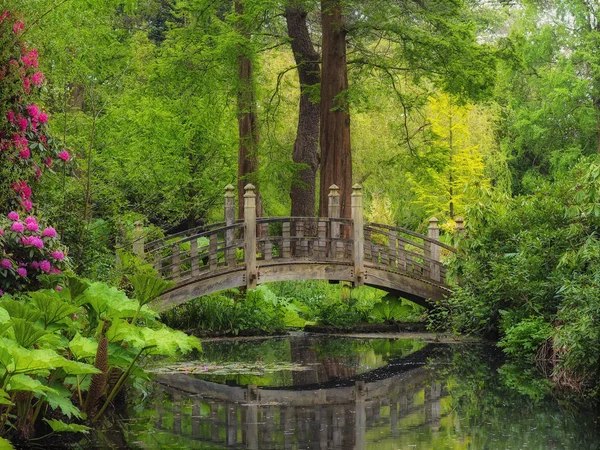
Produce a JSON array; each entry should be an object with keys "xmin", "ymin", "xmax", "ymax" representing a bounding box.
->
[{"xmin": 136, "ymin": 184, "xmax": 458, "ymax": 309}]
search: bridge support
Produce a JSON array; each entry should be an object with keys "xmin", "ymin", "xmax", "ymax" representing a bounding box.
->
[
  {"xmin": 224, "ymin": 185, "xmax": 236, "ymax": 267},
  {"xmin": 244, "ymin": 184, "xmax": 258, "ymax": 289}
]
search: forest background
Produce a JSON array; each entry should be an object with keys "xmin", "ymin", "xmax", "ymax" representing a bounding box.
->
[{"xmin": 3, "ymin": 0, "xmax": 600, "ymax": 395}]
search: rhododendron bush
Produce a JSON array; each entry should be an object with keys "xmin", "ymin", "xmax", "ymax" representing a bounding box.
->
[{"xmin": 0, "ymin": 11, "xmax": 69, "ymax": 293}]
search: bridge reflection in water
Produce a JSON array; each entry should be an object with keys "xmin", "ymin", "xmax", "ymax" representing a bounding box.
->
[{"xmin": 151, "ymin": 356, "xmax": 445, "ymax": 449}]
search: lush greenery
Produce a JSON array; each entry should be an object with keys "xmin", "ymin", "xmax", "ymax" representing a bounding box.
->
[
  {"xmin": 160, "ymin": 282, "xmax": 424, "ymax": 334},
  {"xmin": 0, "ymin": 275, "xmax": 200, "ymax": 444}
]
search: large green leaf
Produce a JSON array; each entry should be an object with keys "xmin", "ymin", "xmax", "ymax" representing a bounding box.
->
[
  {"xmin": 0, "ymin": 388, "xmax": 13, "ymax": 406},
  {"xmin": 61, "ymin": 360, "xmax": 102, "ymax": 376},
  {"xmin": 7, "ymin": 374, "xmax": 57, "ymax": 395},
  {"xmin": 43, "ymin": 419, "xmax": 90, "ymax": 434},
  {"xmin": 0, "ymin": 436, "xmax": 15, "ymax": 449},
  {"xmin": 129, "ymin": 274, "xmax": 174, "ymax": 306},
  {"xmin": 10, "ymin": 318, "xmax": 49, "ymax": 348},
  {"xmin": 67, "ymin": 277, "xmax": 91, "ymax": 304},
  {"xmin": 44, "ymin": 385, "xmax": 85, "ymax": 419},
  {"xmin": 83, "ymin": 283, "xmax": 139, "ymax": 318},
  {"xmin": 69, "ymin": 333, "xmax": 98, "ymax": 360},
  {"xmin": 0, "ymin": 338, "xmax": 65, "ymax": 375},
  {"xmin": 29, "ymin": 291, "xmax": 79, "ymax": 329},
  {"xmin": 0, "ymin": 307, "xmax": 10, "ymax": 324},
  {"xmin": 0, "ymin": 298, "xmax": 41, "ymax": 323}
]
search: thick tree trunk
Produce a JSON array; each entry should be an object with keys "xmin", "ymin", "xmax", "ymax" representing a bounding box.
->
[
  {"xmin": 235, "ymin": 0, "xmax": 262, "ymax": 219},
  {"xmin": 285, "ymin": 5, "xmax": 320, "ymax": 217},
  {"xmin": 319, "ymin": 0, "xmax": 352, "ymax": 218}
]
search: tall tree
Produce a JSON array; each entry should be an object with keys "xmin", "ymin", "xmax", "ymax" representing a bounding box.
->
[
  {"xmin": 235, "ymin": 0, "xmax": 262, "ymax": 219},
  {"xmin": 319, "ymin": 0, "xmax": 352, "ymax": 218},
  {"xmin": 285, "ymin": 4, "xmax": 320, "ymax": 217}
]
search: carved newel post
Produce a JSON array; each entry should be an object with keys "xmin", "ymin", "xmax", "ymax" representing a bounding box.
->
[
  {"xmin": 428, "ymin": 217, "xmax": 440, "ymax": 282},
  {"xmin": 352, "ymin": 184, "xmax": 364, "ymax": 286},
  {"xmin": 224, "ymin": 185, "xmax": 236, "ymax": 267},
  {"xmin": 328, "ymin": 185, "xmax": 340, "ymax": 259},
  {"xmin": 132, "ymin": 220, "xmax": 144, "ymax": 258},
  {"xmin": 454, "ymin": 216, "xmax": 465, "ymax": 234},
  {"xmin": 244, "ymin": 184, "xmax": 257, "ymax": 289}
]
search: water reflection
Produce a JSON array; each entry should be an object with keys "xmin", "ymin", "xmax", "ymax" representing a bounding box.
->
[{"xmin": 120, "ymin": 335, "xmax": 599, "ymax": 450}]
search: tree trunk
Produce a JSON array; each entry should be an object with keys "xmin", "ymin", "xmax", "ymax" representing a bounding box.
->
[
  {"xmin": 235, "ymin": 0, "xmax": 262, "ymax": 219},
  {"xmin": 285, "ymin": 5, "xmax": 320, "ymax": 217},
  {"xmin": 319, "ymin": 0, "xmax": 352, "ymax": 218}
]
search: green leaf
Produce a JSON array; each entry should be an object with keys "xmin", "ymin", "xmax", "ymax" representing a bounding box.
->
[
  {"xmin": 0, "ymin": 298, "xmax": 41, "ymax": 323},
  {"xmin": 43, "ymin": 419, "xmax": 90, "ymax": 434},
  {"xmin": 0, "ymin": 307, "xmax": 10, "ymax": 324},
  {"xmin": 30, "ymin": 291, "xmax": 79, "ymax": 329},
  {"xmin": 7, "ymin": 374, "xmax": 57, "ymax": 395},
  {"xmin": 10, "ymin": 318, "xmax": 49, "ymax": 348},
  {"xmin": 69, "ymin": 333, "xmax": 98, "ymax": 360},
  {"xmin": 44, "ymin": 385, "xmax": 85, "ymax": 419},
  {"xmin": 0, "ymin": 388, "xmax": 13, "ymax": 406},
  {"xmin": 129, "ymin": 274, "xmax": 174, "ymax": 306},
  {"xmin": 67, "ymin": 277, "xmax": 91, "ymax": 304},
  {"xmin": 60, "ymin": 360, "xmax": 102, "ymax": 376},
  {"xmin": 0, "ymin": 436, "xmax": 15, "ymax": 449}
]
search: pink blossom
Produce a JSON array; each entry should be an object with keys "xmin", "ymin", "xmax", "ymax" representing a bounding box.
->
[
  {"xmin": 39, "ymin": 260, "xmax": 51, "ymax": 272},
  {"xmin": 56, "ymin": 285, "xmax": 63, "ymax": 291},
  {"xmin": 26, "ymin": 222, "xmax": 39, "ymax": 232},
  {"xmin": 30, "ymin": 261, "xmax": 39, "ymax": 269},
  {"xmin": 0, "ymin": 290, "xmax": 3, "ymax": 296},
  {"xmin": 50, "ymin": 268, "xmax": 62, "ymax": 274},
  {"xmin": 27, "ymin": 104, "xmax": 39, "ymax": 118},
  {"xmin": 0, "ymin": 259, "xmax": 12, "ymax": 269},
  {"xmin": 7, "ymin": 211, "xmax": 19, "ymax": 221},
  {"xmin": 24, "ymin": 216, "xmax": 36, "ymax": 225},
  {"xmin": 44, "ymin": 157, "xmax": 52, "ymax": 167},
  {"xmin": 58, "ymin": 151, "xmax": 70, "ymax": 162},
  {"xmin": 34, "ymin": 165, "xmax": 42, "ymax": 179},
  {"xmin": 42, "ymin": 227, "xmax": 56, "ymax": 238},
  {"xmin": 16, "ymin": 267, "xmax": 27, "ymax": 277},
  {"xmin": 17, "ymin": 117, "xmax": 27, "ymax": 132},
  {"xmin": 21, "ymin": 50, "xmax": 38, "ymax": 68},
  {"xmin": 22, "ymin": 77, "xmax": 30, "ymax": 93},
  {"xmin": 31, "ymin": 72, "xmax": 44, "ymax": 86},
  {"xmin": 11, "ymin": 222, "xmax": 24, "ymax": 233},
  {"xmin": 38, "ymin": 113, "xmax": 48, "ymax": 124},
  {"xmin": 51, "ymin": 250, "xmax": 64, "ymax": 261},
  {"xmin": 12, "ymin": 21, "xmax": 24, "ymax": 34},
  {"xmin": 30, "ymin": 119, "xmax": 38, "ymax": 133},
  {"xmin": 19, "ymin": 147, "xmax": 30, "ymax": 159},
  {"xmin": 6, "ymin": 111, "xmax": 14, "ymax": 123},
  {"xmin": 22, "ymin": 200, "xmax": 32, "ymax": 212},
  {"xmin": 0, "ymin": 229, "xmax": 4, "ymax": 236}
]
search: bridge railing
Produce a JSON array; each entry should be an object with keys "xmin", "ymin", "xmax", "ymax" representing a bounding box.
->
[{"xmin": 138, "ymin": 184, "xmax": 457, "ymax": 290}]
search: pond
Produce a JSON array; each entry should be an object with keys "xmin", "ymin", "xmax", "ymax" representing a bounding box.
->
[{"xmin": 85, "ymin": 333, "xmax": 598, "ymax": 449}]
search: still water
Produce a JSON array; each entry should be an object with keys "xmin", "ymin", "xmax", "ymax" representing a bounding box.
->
[{"xmin": 99, "ymin": 334, "xmax": 598, "ymax": 449}]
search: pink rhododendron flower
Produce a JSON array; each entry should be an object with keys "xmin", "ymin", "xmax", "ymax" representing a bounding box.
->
[
  {"xmin": 0, "ymin": 229, "xmax": 4, "ymax": 236},
  {"xmin": 39, "ymin": 260, "xmax": 51, "ymax": 272},
  {"xmin": 51, "ymin": 250, "xmax": 64, "ymax": 261},
  {"xmin": 38, "ymin": 113, "xmax": 47, "ymax": 124},
  {"xmin": 56, "ymin": 285, "xmax": 63, "ymax": 291},
  {"xmin": 17, "ymin": 267, "xmax": 27, "ymax": 277},
  {"xmin": 26, "ymin": 104, "xmax": 39, "ymax": 118},
  {"xmin": 6, "ymin": 111, "xmax": 14, "ymax": 123},
  {"xmin": 0, "ymin": 259, "xmax": 12, "ymax": 269},
  {"xmin": 22, "ymin": 200, "xmax": 32, "ymax": 212},
  {"xmin": 7, "ymin": 211, "xmax": 19, "ymax": 221},
  {"xmin": 11, "ymin": 222, "xmax": 24, "ymax": 233},
  {"xmin": 30, "ymin": 261, "xmax": 39, "ymax": 269},
  {"xmin": 44, "ymin": 156, "xmax": 52, "ymax": 167},
  {"xmin": 58, "ymin": 151, "xmax": 70, "ymax": 161},
  {"xmin": 31, "ymin": 71, "xmax": 44, "ymax": 86},
  {"xmin": 26, "ymin": 222, "xmax": 39, "ymax": 232},
  {"xmin": 17, "ymin": 117, "xmax": 27, "ymax": 132},
  {"xmin": 42, "ymin": 227, "xmax": 56, "ymax": 238},
  {"xmin": 24, "ymin": 216, "xmax": 36, "ymax": 225},
  {"xmin": 19, "ymin": 147, "xmax": 30, "ymax": 159},
  {"xmin": 50, "ymin": 268, "xmax": 62, "ymax": 274},
  {"xmin": 12, "ymin": 21, "xmax": 24, "ymax": 34},
  {"xmin": 21, "ymin": 50, "xmax": 38, "ymax": 68},
  {"xmin": 22, "ymin": 76, "xmax": 30, "ymax": 93}
]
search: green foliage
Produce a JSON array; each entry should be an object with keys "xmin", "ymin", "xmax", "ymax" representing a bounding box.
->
[
  {"xmin": 0, "ymin": 277, "xmax": 200, "ymax": 442},
  {"xmin": 448, "ymin": 157, "xmax": 600, "ymax": 390},
  {"xmin": 370, "ymin": 295, "xmax": 424, "ymax": 323}
]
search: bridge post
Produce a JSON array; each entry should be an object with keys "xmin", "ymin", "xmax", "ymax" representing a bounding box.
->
[
  {"xmin": 224, "ymin": 185, "xmax": 236, "ymax": 267},
  {"xmin": 428, "ymin": 217, "xmax": 441, "ymax": 282},
  {"xmin": 352, "ymin": 184, "xmax": 365, "ymax": 286},
  {"xmin": 244, "ymin": 184, "xmax": 258, "ymax": 290},
  {"xmin": 328, "ymin": 184, "xmax": 340, "ymax": 259},
  {"xmin": 455, "ymin": 216, "xmax": 465, "ymax": 233},
  {"xmin": 132, "ymin": 220, "xmax": 144, "ymax": 258}
]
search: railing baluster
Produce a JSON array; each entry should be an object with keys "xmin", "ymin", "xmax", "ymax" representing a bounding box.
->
[
  {"xmin": 389, "ymin": 230, "xmax": 397, "ymax": 269},
  {"xmin": 191, "ymin": 238, "xmax": 199, "ymax": 277},
  {"xmin": 282, "ymin": 221, "xmax": 291, "ymax": 259},
  {"xmin": 172, "ymin": 244, "xmax": 181, "ymax": 282},
  {"xmin": 209, "ymin": 233, "xmax": 218, "ymax": 270}
]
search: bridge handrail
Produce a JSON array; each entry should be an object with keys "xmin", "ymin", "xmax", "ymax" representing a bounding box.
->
[
  {"xmin": 145, "ymin": 220, "xmax": 243, "ymax": 252},
  {"xmin": 364, "ymin": 222, "xmax": 456, "ymax": 253}
]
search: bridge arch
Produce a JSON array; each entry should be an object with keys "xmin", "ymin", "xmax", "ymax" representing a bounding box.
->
[{"xmin": 140, "ymin": 184, "xmax": 457, "ymax": 310}]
